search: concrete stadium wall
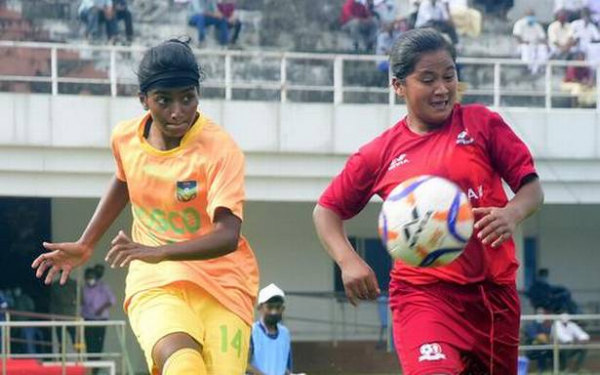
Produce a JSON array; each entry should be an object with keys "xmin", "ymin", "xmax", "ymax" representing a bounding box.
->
[{"xmin": 2, "ymin": 93, "xmax": 600, "ymax": 204}]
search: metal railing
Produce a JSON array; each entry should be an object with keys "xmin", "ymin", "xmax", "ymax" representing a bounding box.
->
[
  {"xmin": 284, "ymin": 293, "xmax": 600, "ymax": 374},
  {"xmin": 0, "ymin": 310, "xmax": 133, "ymax": 375},
  {"xmin": 1, "ymin": 40, "xmax": 600, "ymax": 109}
]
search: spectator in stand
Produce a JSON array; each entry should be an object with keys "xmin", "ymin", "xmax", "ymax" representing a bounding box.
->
[
  {"xmin": 12, "ymin": 287, "xmax": 38, "ymax": 354},
  {"xmin": 113, "ymin": 0, "xmax": 133, "ymax": 43},
  {"xmin": 561, "ymin": 51, "xmax": 596, "ymax": 107},
  {"xmin": 572, "ymin": 7, "xmax": 600, "ymax": 56},
  {"xmin": 82, "ymin": 267, "xmax": 116, "ymax": 374},
  {"xmin": 188, "ymin": 0, "xmax": 230, "ymax": 47},
  {"xmin": 415, "ymin": 0, "xmax": 459, "ymax": 44},
  {"xmin": 586, "ymin": 0, "xmax": 600, "ymax": 24},
  {"xmin": 548, "ymin": 9, "xmax": 576, "ymax": 59},
  {"xmin": 446, "ymin": 0, "xmax": 482, "ymax": 38},
  {"xmin": 78, "ymin": 0, "xmax": 117, "ymax": 43},
  {"xmin": 555, "ymin": 0, "xmax": 586, "ymax": 21},
  {"xmin": 527, "ymin": 268, "xmax": 580, "ymax": 313},
  {"xmin": 473, "ymin": 0, "xmax": 513, "ymax": 20},
  {"xmin": 554, "ymin": 313, "xmax": 590, "ymax": 372},
  {"xmin": 340, "ymin": 0, "xmax": 378, "ymax": 53},
  {"xmin": 49, "ymin": 276, "xmax": 78, "ymax": 350},
  {"xmin": 373, "ymin": 0, "xmax": 398, "ymax": 25},
  {"xmin": 524, "ymin": 307, "xmax": 554, "ymax": 373},
  {"xmin": 376, "ymin": 18, "xmax": 407, "ymax": 77},
  {"xmin": 512, "ymin": 9, "xmax": 548, "ymax": 75},
  {"xmin": 217, "ymin": 0, "xmax": 242, "ymax": 46}
]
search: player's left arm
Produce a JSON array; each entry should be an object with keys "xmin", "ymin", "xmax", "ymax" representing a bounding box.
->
[
  {"xmin": 473, "ymin": 110, "xmax": 544, "ymax": 248},
  {"xmin": 105, "ymin": 207, "xmax": 240, "ymax": 267},
  {"xmin": 473, "ymin": 176, "xmax": 543, "ymax": 248}
]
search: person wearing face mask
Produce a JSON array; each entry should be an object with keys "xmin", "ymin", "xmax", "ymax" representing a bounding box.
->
[
  {"xmin": 247, "ymin": 284, "xmax": 305, "ymax": 375},
  {"xmin": 524, "ymin": 307, "xmax": 553, "ymax": 372},
  {"xmin": 82, "ymin": 267, "xmax": 116, "ymax": 373},
  {"xmin": 512, "ymin": 9, "xmax": 549, "ymax": 75}
]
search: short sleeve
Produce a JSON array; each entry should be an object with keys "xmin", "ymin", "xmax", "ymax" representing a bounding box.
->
[
  {"xmin": 110, "ymin": 130, "xmax": 126, "ymax": 181},
  {"xmin": 318, "ymin": 151, "xmax": 376, "ymax": 220},
  {"xmin": 486, "ymin": 112, "xmax": 538, "ymax": 192},
  {"xmin": 205, "ymin": 148, "xmax": 245, "ymax": 222}
]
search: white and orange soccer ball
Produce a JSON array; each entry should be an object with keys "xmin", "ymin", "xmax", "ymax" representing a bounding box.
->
[{"xmin": 378, "ymin": 175, "xmax": 474, "ymax": 267}]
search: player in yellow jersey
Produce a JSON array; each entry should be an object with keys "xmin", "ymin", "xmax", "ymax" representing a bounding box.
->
[{"xmin": 31, "ymin": 38, "xmax": 259, "ymax": 375}]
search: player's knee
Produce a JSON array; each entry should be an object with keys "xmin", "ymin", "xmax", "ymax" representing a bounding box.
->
[
  {"xmin": 162, "ymin": 348, "xmax": 205, "ymax": 375},
  {"xmin": 152, "ymin": 332, "xmax": 201, "ymax": 373}
]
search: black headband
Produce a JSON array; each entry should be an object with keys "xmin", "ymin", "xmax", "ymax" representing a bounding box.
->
[{"xmin": 139, "ymin": 69, "xmax": 200, "ymax": 93}]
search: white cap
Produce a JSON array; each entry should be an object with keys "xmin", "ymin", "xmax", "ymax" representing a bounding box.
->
[{"xmin": 258, "ymin": 283, "xmax": 285, "ymax": 305}]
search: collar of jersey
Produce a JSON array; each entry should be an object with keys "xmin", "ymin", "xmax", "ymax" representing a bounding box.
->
[{"xmin": 137, "ymin": 111, "xmax": 205, "ymax": 157}]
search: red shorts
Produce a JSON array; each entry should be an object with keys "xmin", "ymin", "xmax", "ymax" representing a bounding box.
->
[{"xmin": 389, "ymin": 280, "xmax": 520, "ymax": 375}]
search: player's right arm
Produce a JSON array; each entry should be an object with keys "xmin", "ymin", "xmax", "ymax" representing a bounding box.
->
[
  {"xmin": 32, "ymin": 175, "xmax": 129, "ymax": 285},
  {"xmin": 313, "ymin": 205, "xmax": 380, "ymax": 306}
]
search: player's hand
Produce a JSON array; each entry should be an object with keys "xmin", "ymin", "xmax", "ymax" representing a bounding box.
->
[
  {"xmin": 32, "ymin": 241, "xmax": 93, "ymax": 285},
  {"xmin": 472, "ymin": 206, "xmax": 518, "ymax": 248},
  {"xmin": 340, "ymin": 255, "xmax": 380, "ymax": 306},
  {"xmin": 105, "ymin": 230, "xmax": 166, "ymax": 268}
]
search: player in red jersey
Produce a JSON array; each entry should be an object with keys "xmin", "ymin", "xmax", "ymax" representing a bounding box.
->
[{"xmin": 313, "ymin": 28, "xmax": 544, "ymax": 375}]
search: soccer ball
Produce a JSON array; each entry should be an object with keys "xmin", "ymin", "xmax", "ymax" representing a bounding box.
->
[{"xmin": 378, "ymin": 175, "xmax": 474, "ymax": 267}]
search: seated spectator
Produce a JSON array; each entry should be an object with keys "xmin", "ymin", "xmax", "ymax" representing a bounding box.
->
[
  {"xmin": 12, "ymin": 287, "xmax": 38, "ymax": 354},
  {"xmin": 340, "ymin": 0, "xmax": 378, "ymax": 53},
  {"xmin": 524, "ymin": 308, "xmax": 553, "ymax": 373},
  {"xmin": 78, "ymin": 0, "xmax": 116, "ymax": 42},
  {"xmin": 571, "ymin": 7, "xmax": 600, "ymax": 55},
  {"xmin": 512, "ymin": 9, "xmax": 548, "ymax": 75},
  {"xmin": 113, "ymin": 0, "xmax": 133, "ymax": 43},
  {"xmin": 373, "ymin": 0, "xmax": 398, "ymax": 25},
  {"xmin": 473, "ymin": 0, "xmax": 513, "ymax": 20},
  {"xmin": 586, "ymin": 0, "xmax": 600, "ymax": 24},
  {"xmin": 554, "ymin": 314, "xmax": 590, "ymax": 372},
  {"xmin": 527, "ymin": 268, "xmax": 580, "ymax": 313},
  {"xmin": 555, "ymin": 0, "xmax": 586, "ymax": 21},
  {"xmin": 415, "ymin": 0, "xmax": 458, "ymax": 44},
  {"xmin": 548, "ymin": 9, "xmax": 576, "ymax": 59},
  {"xmin": 561, "ymin": 50, "xmax": 596, "ymax": 107},
  {"xmin": 217, "ymin": 0, "xmax": 242, "ymax": 46},
  {"xmin": 188, "ymin": 0, "xmax": 230, "ymax": 47},
  {"xmin": 446, "ymin": 0, "xmax": 482, "ymax": 38},
  {"xmin": 375, "ymin": 18, "xmax": 407, "ymax": 77}
]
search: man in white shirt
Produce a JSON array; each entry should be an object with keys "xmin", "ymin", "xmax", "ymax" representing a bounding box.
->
[
  {"xmin": 513, "ymin": 9, "xmax": 548, "ymax": 74},
  {"xmin": 415, "ymin": 0, "xmax": 458, "ymax": 43},
  {"xmin": 553, "ymin": 314, "xmax": 590, "ymax": 371},
  {"xmin": 571, "ymin": 7, "xmax": 600, "ymax": 55},
  {"xmin": 548, "ymin": 9, "xmax": 576, "ymax": 58}
]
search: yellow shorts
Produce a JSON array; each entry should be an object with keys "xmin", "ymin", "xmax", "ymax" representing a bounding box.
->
[{"xmin": 127, "ymin": 281, "xmax": 251, "ymax": 375}]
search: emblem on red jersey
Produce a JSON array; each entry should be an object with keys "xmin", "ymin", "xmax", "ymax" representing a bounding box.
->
[
  {"xmin": 388, "ymin": 153, "xmax": 409, "ymax": 171},
  {"xmin": 176, "ymin": 181, "xmax": 197, "ymax": 202},
  {"xmin": 418, "ymin": 343, "xmax": 447, "ymax": 362},
  {"xmin": 456, "ymin": 130, "xmax": 474, "ymax": 145}
]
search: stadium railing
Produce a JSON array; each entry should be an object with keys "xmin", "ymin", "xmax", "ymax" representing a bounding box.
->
[
  {"xmin": 0, "ymin": 309, "xmax": 134, "ymax": 375},
  {"xmin": 1, "ymin": 40, "xmax": 599, "ymax": 110},
  {"xmin": 284, "ymin": 293, "xmax": 600, "ymax": 374}
]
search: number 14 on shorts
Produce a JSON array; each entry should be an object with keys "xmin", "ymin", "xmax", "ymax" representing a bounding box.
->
[{"xmin": 220, "ymin": 325, "xmax": 243, "ymax": 358}]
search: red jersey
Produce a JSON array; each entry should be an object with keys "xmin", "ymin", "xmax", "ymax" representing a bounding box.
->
[{"xmin": 318, "ymin": 104, "xmax": 537, "ymax": 285}]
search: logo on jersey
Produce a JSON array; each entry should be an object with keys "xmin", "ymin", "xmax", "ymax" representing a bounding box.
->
[
  {"xmin": 176, "ymin": 181, "xmax": 198, "ymax": 202},
  {"xmin": 418, "ymin": 343, "xmax": 447, "ymax": 362},
  {"xmin": 456, "ymin": 130, "xmax": 474, "ymax": 145},
  {"xmin": 388, "ymin": 154, "xmax": 409, "ymax": 171}
]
